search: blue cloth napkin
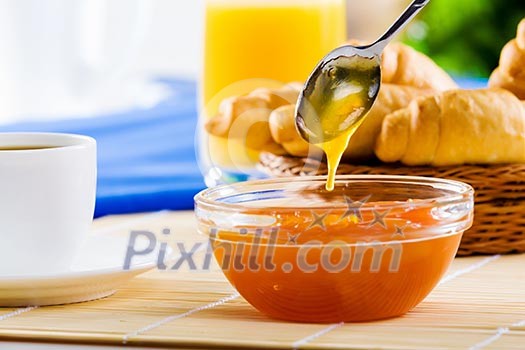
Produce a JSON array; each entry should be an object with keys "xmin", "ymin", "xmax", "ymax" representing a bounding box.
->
[
  {"xmin": 0, "ymin": 79, "xmax": 205, "ymax": 217},
  {"xmin": 0, "ymin": 77, "xmax": 488, "ymax": 218}
]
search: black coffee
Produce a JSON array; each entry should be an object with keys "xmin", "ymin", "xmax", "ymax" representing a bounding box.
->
[{"xmin": 0, "ymin": 145, "xmax": 60, "ymax": 151}]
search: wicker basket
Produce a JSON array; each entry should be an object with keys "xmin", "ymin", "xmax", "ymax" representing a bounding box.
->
[{"xmin": 259, "ymin": 152, "xmax": 525, "ymax": 256}]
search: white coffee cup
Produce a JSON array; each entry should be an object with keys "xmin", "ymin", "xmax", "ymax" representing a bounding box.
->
[{"xmin": 0, "ymin": 133, "xmax": 97, "ymax": 276}]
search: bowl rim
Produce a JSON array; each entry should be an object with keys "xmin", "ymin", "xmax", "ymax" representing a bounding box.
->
[
  {"xmin": 206, "ymin": 229, "xmax": 465, "ymax": 247},
  {"xmin": 194, "ymin": 174, "xmax": 474, "ymax": 212}
]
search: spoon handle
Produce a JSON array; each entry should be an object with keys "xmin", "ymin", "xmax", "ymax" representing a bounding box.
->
[{"xmin": 368, "ymin": 0, "xmax": 430, "ymax": 55}]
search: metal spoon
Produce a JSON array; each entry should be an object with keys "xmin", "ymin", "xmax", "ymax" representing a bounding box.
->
[{"xmin": 295, "ymin": 0, "xmax": 430, "ymax": 144}]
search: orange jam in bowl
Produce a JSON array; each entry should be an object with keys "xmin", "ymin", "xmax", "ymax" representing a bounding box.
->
[{"xmin": 194, "ymin": 175, "xmax": 474, "ymax": 323}]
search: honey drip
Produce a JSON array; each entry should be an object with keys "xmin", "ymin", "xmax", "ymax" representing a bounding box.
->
[
  {"xmin": 296, "ymin": 55, "xmax": 380, "ymax": 191},
  {"xmin": 318, "ymin": 120, "xmax": 364, "ymax": 191}
]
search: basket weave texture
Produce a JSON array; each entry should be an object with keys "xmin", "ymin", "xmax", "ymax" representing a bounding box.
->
[{"xmin": 259, "ymin": 152, "xmax": 525, "ymax": 256}]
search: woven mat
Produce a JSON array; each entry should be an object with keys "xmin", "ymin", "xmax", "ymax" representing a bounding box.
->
[{"xmin": 0, "ymin": 211, "xmax": 524, "ymax": 349}]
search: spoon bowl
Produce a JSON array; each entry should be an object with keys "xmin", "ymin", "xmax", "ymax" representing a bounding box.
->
[{"xmin": 295, "ymin": 49, "xmax": 381, "ymax": 144}]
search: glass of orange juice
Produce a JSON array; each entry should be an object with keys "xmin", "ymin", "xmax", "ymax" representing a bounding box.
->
[{"xmin": 198, "ymin": 0, "xmax": 347, "ymax": 186}]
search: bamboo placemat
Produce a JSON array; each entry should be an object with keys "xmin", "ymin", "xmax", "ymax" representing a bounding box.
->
[{"xmin": 0, "ymin": 210, "xmax": 524, "ymax": 349}]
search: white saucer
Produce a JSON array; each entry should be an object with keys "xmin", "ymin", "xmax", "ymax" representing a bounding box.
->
[{"xmin": 0, "ymin": 235, "xmax": 170, "ymax": 307}]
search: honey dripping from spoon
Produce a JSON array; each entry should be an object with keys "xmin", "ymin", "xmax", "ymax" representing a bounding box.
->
[
  {"xmin": 295, "ymin": 0, "xmax": 430, "ymax": 191},
  {"xmin": 296, "ymin": 55, "xmax": 380, "ymax": 191}
]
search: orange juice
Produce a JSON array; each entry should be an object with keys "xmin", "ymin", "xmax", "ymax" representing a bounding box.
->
[{"xmin": 200, "ymin": 0, "xmax": 347, "ymax": 174}]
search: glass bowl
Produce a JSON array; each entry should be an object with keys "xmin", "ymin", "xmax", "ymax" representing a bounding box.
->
[{"xmin": 194, "ymin": 175, "xmax": 474, "ymax": 323}]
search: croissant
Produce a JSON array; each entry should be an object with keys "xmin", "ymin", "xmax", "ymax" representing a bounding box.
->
[
  {"xmin": 489, "ymin": 19, "xmax": 525, "ymax": 99},
  {"xmin": 381, "ymin": 42, "xmax": 458, "ymax": 91},
  {"xmin": 267, "ymin": 84, "xmax": 432, "ymax": 159},
  {"xmin": 205, "ymin": 43, "xmax": 457, "ymax": 160},
  {"xmin": 204, "ymin": 83, "xmax": 301, "ymax": 152},
  {"xmin": 268, "ymin": 105, "xmax": 322, "ymax": 158},
  {"xmin": 343, "ymin": 84, "xmax": 433, "ymax": 160},
  {"xmin": 375, "ymin": 89, "xmax": 525, "ymax": 166}
]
